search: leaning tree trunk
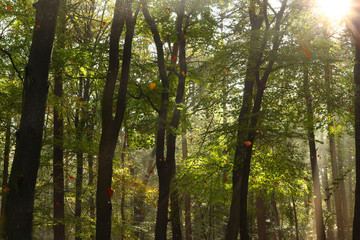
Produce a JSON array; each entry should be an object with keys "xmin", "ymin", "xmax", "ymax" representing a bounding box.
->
[
  {"xmin": 303, "ymin": 58, "xmax": 326, "ymax": 240},
  {"xmin": 95, "ymin": 0, "xmax": 137, "ymax": 239},
  {"xmin": 4, "ymin": 0, "xmax": 61, "ymax": 238}
]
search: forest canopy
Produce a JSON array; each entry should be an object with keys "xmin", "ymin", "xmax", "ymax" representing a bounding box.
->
[{"xmin": 1, "ymin": 0, "xmax": 360, "ymax": 239}]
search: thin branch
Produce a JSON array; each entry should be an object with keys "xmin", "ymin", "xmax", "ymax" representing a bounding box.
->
[{"xmin": 0, "ymin": 47, "xmax": 24, "ymax": 82}]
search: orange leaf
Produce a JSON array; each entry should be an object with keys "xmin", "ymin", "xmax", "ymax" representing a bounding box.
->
[
  {"xmin": 36, "ymin": 24, "xmax": 40, "ymax": 28},
  {"xmin": 244, "ymin": 141, "xmax": 252, "ymax": 147},
  {"xmin": 69, "ymin": 175, "xmax": 75, "ymax": 180},
  {"xmin": 173, "ymin": 56, "xmax": 177, "ymax": 61},
  {"xmin": 308, "ymin": 200, "xmax": 312, "ymax": 203},
  {"xmin": 301, "ymin": 46, "xmax": 307, "ymax": 51},
  {"xmin": 306, "ymin": 51, "xmax": 311, "ymax": 57},
  {"xmin": 274, "ymin": 182, "xmax": 279, "ymax": 186},
  {"xmin": 149, "ymin": 82, "xmax": 156, "ymax": 91},
  {"xmin": 107, "ymin": 187, "xmax": 114, "ymax": 197},
  {"xmin": 4, "ymin": 187, "xmax": 10, "ymax": 193},
  {"xmin": 181, "ymin": 71, "xmax": 185, "ymax": 76},
  {"xmin": 102, "ymin": 22, "xmax": 106, "ymax": 26},
  {"xmin": 6, "ymin": 6, "xmax": 12, "ymax": 10},
  {"xmin": 223, "ymin": 69, "xmax": 227, "ymax": 72}
]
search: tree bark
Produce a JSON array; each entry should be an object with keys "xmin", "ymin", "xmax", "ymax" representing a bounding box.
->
[
  {"xmin": 303, "ymin": 59, "xmax": 326, "ymax": 240},
  {"xmin": 4, "ymin": 0, "xmax": 61, "ymax": 238},
  {"xmin": 270, "ymin": 195, "xmax": 282, "ymax": 240},
  {"xmin": 0, "ymin": 118, "xmax": 11, "ymax": 238},
  {"xmin": 182, "ymin": 133, "xmax": 193, "ymax": 240},
  {"xmin": 256, "ymin": 193, "xmax": 267, "ymax": 240},
  {"xmin": 95, "ymin": 0, "xmax": 137, "ymax": 239}
]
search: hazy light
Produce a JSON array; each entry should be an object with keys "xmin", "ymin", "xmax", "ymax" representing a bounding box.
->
[{"xmin": 317, "ymin": 0, "xmax": 351, "ymax": 20}]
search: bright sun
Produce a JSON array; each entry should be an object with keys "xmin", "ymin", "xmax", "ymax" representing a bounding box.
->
[{"xmin": 317, "ymin": 0, "xmax": 351, "ymax": 20}]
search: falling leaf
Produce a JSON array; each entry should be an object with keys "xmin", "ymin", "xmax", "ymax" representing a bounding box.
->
[
  {"xmin": 223, "ymin": 69, "xmax": 227, "ymax": 72},
  {"xmin": 205, "ymin": 184, "xmax": 208, "ymax": 187},
  {"xmin": 69, "ymin": 175, "xmax": 75, "ymax": 180},
  {"xmin": 306, "ymin": 51, "xmax": 311, "ymax": 57},
  {"xmin": 56, "ymin": 202, "xmax": 60, "ymax": 206},
  {"xmin": 244, "ymin": 141, "xmax": 252, "ymax": 147},
  {"xmin": 107, "ymin": 187, "xmax": 114, "ymax": 197},
  {"xmin": 193, "ymin": 4, "xmax": 197, "ymax": 7},
  {"xmin": 317, "ymin": 155, "xmax": 320, "ymax": 157},
  {"xmin": 190, "ymin": 137, "xmax": 193, "ymax": 142},
  {"xmin": 181, "ymin": 71, "xmax": 186, "ymax": 76},
  {"xmin": 6, "ymin": 6, "xmax": 12, "ymax": 10},
  {"xmin": 149, "ymin": 82, "xmax": 156, "ymax": 91},
  {"xmin": 159, "ymin": 158, "xmax": 163, "ymax": 162},
  {"xmin": 140, "ymin": 3, "xmax": 143, "ymax": 7},
  {"xmin": 274, "ymin": 182, "xmax": 279, "ymax": 186},
  {"xmin": 308, "ymin": 200, "xmax": 312, "ymax": 203},
  {"xmin": 350, "ymin": 106, "xmax": 353, "ymax": 111},
  {"xmin": 4, "ymin": 187, "xmax": 10, "ymax": 193},
  {"xmin": 70, "ymin": 59, "xmax": 73, "ymax": 62},
  {"xmin": 150, "ymin": 169, "xmax": 154, "ymax": 173},
  {"xmin": 102, "ymin": 22, "xmax": 106, "ymax": 26},
  {"xmin": 250, "ymin": 8, "xmax": 254, "ymax": 11},
  {"xmin": 36, "ymin": 24, "xmax": 40, "ymax": 28},
  {"xmin": 166, "ymin": 7, "xmax": 170, "ymax": 11},
  {"xmin": 173, "ymin": 56, "xmax": 177, "ymax": 61},
  {"xmin": 344, "ymin": 164, "xmax": 348, "ymax": 167},
  {"xmin": 184, "ymin": 34, "xmax": 187, "ymax": 39},
  {"xmin": 301, "ymin": 46, "xmax": 307, "ymax": 51}
]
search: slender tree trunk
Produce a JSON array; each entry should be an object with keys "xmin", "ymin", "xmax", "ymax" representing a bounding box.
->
[
  {"xmin": 95, "ymin": 1, "xmax": 137, "ymax": 238},
  {"xmin": 4, "ymin": 0, "xmax": 61, "ymax": 238},
  {"xmin": 270, "ymin": 195, "xmax": 282, "ymax": 240},
  {"xmin": 323, "ymin": 165, "xmax": 334, "ymax": 240},
  {"xmin": 52, "ymin": 1, "xmax": 66, "ymax": 239},
  {"xmin": 337, "ymin": 139, "xmax": 349, "ymax": 238},
  {"xmin": 303, "ymin": 59, "xmax": 326, "ymax": 240},
  {"xmin": 182, "ymin": 133, "xmax": 192, "ymax": 240},
  {"xmin": 0, "ymin": 118, "xmax": 11, "ymax": 238},
  {"xmin": 75, "ymin": 150, "xmax": 83, "ymax": 240},
  {"xmin": 291, "ymin": 195, "xmax": 300, "ymax": 240},
  {"xmin": 256, "ymin": 193, "xmax": 267, "ymax": 240}
]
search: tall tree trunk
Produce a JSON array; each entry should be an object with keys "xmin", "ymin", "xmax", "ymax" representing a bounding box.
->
[
  {"xmin": 337, "ymin": 139, "xmax": 349, "ymax": 237},
  {"xmin": 4, "ymin": 0, "xmax": 61, "ymax": 238},
  {"xmin": 256, "ymin": 193, "xmax": 267, "ymax": 240},
  {"xmin": 225, "ymin": 2, "xmax": 287, "ymax": 239},
  {"xmin": 352, "ymin": 7, "xmax": 360, "ymax": 237},
  {"xmin": 323, "ymin": 165, "xmax": 334, "ymax": 240},
  {"xmin": 270, "ymin": 195, "xmax": 282, "ymax": 240},
  {"xmin": 303, "ymin": 59, "xmax": 326, "ymax": 240},
  {"xmin": 182, "ymin": 133, "xmax": 192, "ymax": 240},
  {"xmin": 291, "ymin": 195, "xmax": 300, "ymax": 240},
  {"xmin": 52, "ymin": 0, "xmax": 66, "ymax": 239},
  {"xmin": 95, "ymin": 1, "xmax": 137, "ymax": 238},
  {"xmin": 0, "ymin": 118, "xmax": 11, "ymax": 238}
]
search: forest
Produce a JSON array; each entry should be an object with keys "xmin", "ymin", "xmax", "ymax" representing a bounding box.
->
[{"xmin": 1, "ymin": 0, "xmax": 360, "ymax": 239}]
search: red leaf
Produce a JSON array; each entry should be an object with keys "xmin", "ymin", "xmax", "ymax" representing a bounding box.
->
[
  {"xmin": 69, "ymin": 175, "xmax": 75, "ymax": 180},
  {"xmin": 306, "ymin": 51, "xmax": 311, "ymax": 57},
  {"xmin": 150, "ymin": 169, "xmax": 154, "ymax": 173},
  {"xmin": 244, "ymin": 141, "xmax": 252, "ymax": 147},
  {"xmin": 6, "ymin": 6, "xmax": 12, "ymax": 10},
  {"xmin": 107, "ymin": 187, "xmax": 114, "ymax": 197},
  {"xmin": 173, "ymin": 56, "xmax": 177, "ymax": 61},
  {"xmin": 308, "ymin": 200, "xmax": 312, "ymax": 203},
  {"xmin": 102, "ymin": 22, "xmax": 106, "ymax": 26},
  {"xmin": 301, "ymin": 46, "xmax": 307, "ymax": 51}
]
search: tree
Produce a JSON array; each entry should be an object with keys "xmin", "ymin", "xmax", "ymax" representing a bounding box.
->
[
  {"xmin": 226, "ymin": 1, "xmax": 287, "ymax": 239},
  {"xmin": 4, "ymin": 0, "xmax": 61, "ymax": 238},
  {"xmin": 95, "ymin": 0, "xmax": 138, "ymax": 238}
]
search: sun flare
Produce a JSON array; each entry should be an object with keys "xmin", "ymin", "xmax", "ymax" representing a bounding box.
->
[{"xmin": 317, "ymin": 0, "xmax": 351, "ymax": 20}]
